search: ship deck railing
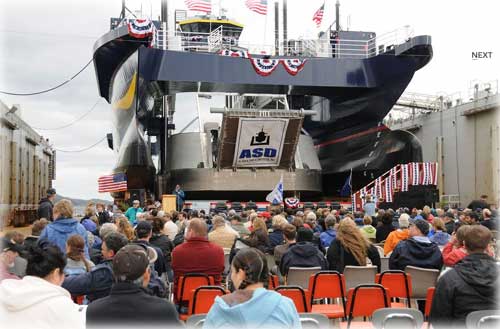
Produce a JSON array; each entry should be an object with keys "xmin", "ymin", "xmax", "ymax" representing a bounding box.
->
[{"xmin": 152, "ymin": 25, "xmax": 414, "ymax": 59}]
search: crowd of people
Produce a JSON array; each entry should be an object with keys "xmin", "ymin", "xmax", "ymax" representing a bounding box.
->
[{"xmin": 0, "ymin": 188, "xmax": 498, "ymax": 328}]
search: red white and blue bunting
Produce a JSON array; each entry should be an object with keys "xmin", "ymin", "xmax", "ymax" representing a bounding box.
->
[
  {"xmin": 410, "ymin": 162, "xmax": 420, "ymax": 186},
  {"xmin": 219, "ymin": 49, "xmax": 249, "ymax": 58},
  {"xmin": 127, "ymin": 19, "xmax": 154, "ymax": 38},
  {"xmin": 422, "ymin": 162, "xmax": 431, "ymax": 185},
  {"xmin": 375, "ymin": 177, "xmax": 383, "ymax": 201},
  {"xmin": 281, "ymin": 59, "xmax": 307, "ymax": 75},
  {"xmin": 401, "ymin": 164, "xmax": 410, "ymax": 192},
  {"xmin": 430, "ymin": 162, "xmax": 438, "ymax": 185},
  {"xmin": 384, "ymin": 177, "xmax": 393, "ymax": 203},
  {"xmin": 284, "ymin": 197, "xmax": 300, "ymax": 209},
  {"xmin": 250, "ymin": 58, "xmax": 281, "ymax": 76},
  {"xmin": 390, "ymin": 166, "xmax": 398, "ymax": 190}
]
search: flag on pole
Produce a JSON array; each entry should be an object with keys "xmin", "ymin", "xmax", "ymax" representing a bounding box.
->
[
  {"xmin": 98, "ymin": 173, "xmax": 128, "ymax": 193},
  {"xmin": 245, "ymin": 0, "xmax": 268, "ymax": 15},
  {"xmin": 184, "ymin": 0, "xmax": 212, "ymax": 13},
  {"xmin": 266, "ymin": 175, "xmax": 283, "ymax": 204},
  {"xmin": 312, "ymin": 3, "xmax": 325, "ymax": 27},
  {"xmin": 340, "ymin": 169, "xmax": 352, "ymax": 197}
]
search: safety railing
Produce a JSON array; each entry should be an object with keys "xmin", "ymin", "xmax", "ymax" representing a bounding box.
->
[{"xmin": 151, "ymin": 26, "xmax": 415, "ymax": 59}]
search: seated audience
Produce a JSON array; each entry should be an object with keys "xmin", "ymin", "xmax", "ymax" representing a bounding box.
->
[
  {"xmin": 64, "ymin": 235, "xmax": 94, "ymax": 276},
  {"xmin": 274, "ymin": 224, "xmax": 296, "ymax": 267},
  {"xmin": 231, "ymin": 215, "xmax": 251, "ymax": 238},
  {"xmin": 280, "ymin": 228, "xmax": 328, "ymax": 276},
  {"xmin": 268, "ymin": 215, "xmax": 287, "ymax": 248},
  {"xmin": 149, "ymin": 216, "xmax": 174, "ymax": 282},
  {"xmin": 327, "ymin": 219, "xmax": 381, "ymax": 273},
  {"xmin": 62, "ymin": 232, "xmax": 128, "ymax": 302},
  {"xmin": 389, "ymin": 219, "xmax": 443, "ymax": 270},
  {"xmin": 384, "ymin": 213, "xmax": 410, "ymax": 255},
  {"xmin": 23, "ymin": 219, "xmax": 49, "ymax": 254},
  {"xmin": 162, "ymin": 212, "xmax": 179, "ymax": 241},
  {"xmin": 133, "ymin": 221, "xmax": 166, "ymax": 278},
  {"xmin": 0, "ymin": 241, "xmax": 84, "ymax": 329},
  {"xmin": 204, "ymin": 248, "xmax": 300, "ymax": 329},
  {"xmin": 85, "ymin": 244, "xmax": 181, "ymax": 328},
  {"xmin": 430, "ymin": 225, "xmax": 499, "ymax": 328},
  {"xmin": 376, "ymin": 212, "xmax": 395, "ymax": 243},
  {"xmin": 171, "ymin": 218, "xmax": 225, "ymax": 287},
  {"xmin": 39, "ymin": 199, "xmax": 89, "ymax": 258}
]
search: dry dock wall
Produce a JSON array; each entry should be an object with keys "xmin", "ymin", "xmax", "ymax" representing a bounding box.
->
[
  {"xmin": 0, "ymin": 100, "xmax": 55, "ymax": 229},
  {"xmin": 390, "ymin": 94, "xmax": 499, "ymax": 208}
]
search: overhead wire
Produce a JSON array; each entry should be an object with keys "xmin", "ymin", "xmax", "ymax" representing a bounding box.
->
[
  {"xmin": 53, "ymin": 136, "xmax": 108, "ymax": 153},
  {"xmin": 31, "ymin": 99, "xmax": 102, "ymax": 130},
  {"xmin": 0, "ymin": 57, "xmax": 94, "ymax": 96}
]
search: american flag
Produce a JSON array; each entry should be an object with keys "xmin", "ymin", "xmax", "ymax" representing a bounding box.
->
[
  {"xmin": 312, "ymin": 3, "xmax": 325, "ymax": 27},
  {"xmin": 98, "ymin": 173, "xmax": 128, "ymax": 193},
  {"xmin": 185, "ymin": 0, "xmax": 212, "ymax": 13},
  {"xmin": 245, "ymin": 0, "xmax": 268, "ymax": 15}
]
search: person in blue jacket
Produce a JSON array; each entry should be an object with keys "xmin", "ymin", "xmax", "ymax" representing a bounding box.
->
[
  {"xmin": 203, "ymin": 248, "xmax": 301, "ymax": 329},
  {"xmin": 172, "ymin": 184, "xmax": 185, "ymax": 211},
  {"xmin": 39, "ymin": 199, "xmax": 90, "ymax": 259},
  {"xmin": 320, "ymin": 215, "xmax": 337, "ymax": 248}
]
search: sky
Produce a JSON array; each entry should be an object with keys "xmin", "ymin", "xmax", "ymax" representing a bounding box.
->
[{"xmin": 0, "ymin": 0, "xmax": 498, "ymax": 200}]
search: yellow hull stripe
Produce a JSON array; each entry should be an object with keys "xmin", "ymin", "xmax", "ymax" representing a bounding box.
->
[{"xmin": 112, "ymin": 72, "xmax": 137, "ymax": 110}]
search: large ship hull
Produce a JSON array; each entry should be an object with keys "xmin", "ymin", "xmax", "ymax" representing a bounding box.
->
[{"xmin": 93, "ymin": 25, "xmax": 432, "ymax": 198}]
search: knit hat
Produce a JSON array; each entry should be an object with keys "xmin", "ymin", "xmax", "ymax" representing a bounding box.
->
[{"xmin": 413, "ymin": 219, "xmax": 430, "ymax": 236}]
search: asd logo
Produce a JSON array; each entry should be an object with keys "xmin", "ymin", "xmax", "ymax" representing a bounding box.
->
[{"xmin": 239, "ymin": 148, "xmax": 277, "ymax": 159}]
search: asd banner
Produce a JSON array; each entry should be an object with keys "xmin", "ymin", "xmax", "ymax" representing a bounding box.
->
[{"xmin": 233, "ymin": 118, "xmax": 289, "ymax": 167}]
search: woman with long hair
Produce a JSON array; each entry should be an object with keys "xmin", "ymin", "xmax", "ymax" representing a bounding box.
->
[
  {"xmin": 204, "ymin": 248, "xmax": 300, "ymax": 329},
  {"xmin": 64, "ymin": 235, "xmax": 94, "ymax": 276},
  {"xmin": 327, "ymin": 219, "xmax": 381, "ymax": 273},
  {"xmin": 116, "ymin": 216, "xmax": 135, "ymax": 241}
]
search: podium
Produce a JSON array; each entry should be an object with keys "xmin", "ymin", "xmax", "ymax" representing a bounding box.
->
[{"xmin": 162, "ymin": 194, "xmax": 177, "ymax": 213}]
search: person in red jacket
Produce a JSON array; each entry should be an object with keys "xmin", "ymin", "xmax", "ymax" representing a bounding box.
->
[{"xmin": 171, "ymin": 218, "xmax": 224, "ymax": 289}]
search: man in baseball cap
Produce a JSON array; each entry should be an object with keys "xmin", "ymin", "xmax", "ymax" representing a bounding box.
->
[
  {"xmin": 86, "ymin": 244, "xmax": 181, "ymax": 328},
  {"xmin": 37, "ymin": 188, "xmax": 56, "ymax": 221},
  {"xmin": 0, "ymin": 238, "xmax": 23, "ymax": 282}
]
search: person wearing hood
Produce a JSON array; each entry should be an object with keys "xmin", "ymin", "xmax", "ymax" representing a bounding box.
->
[
  {"xmin": 280, "ymin": 227, "xmax": 328, "ymax": 276},
  {"xmin": 360, "ymin": 215, "xmax": 377, "ymax": 243},
  {"xmin": 37, "ymin": 188, "xmax": 56, "ymax": 221},
  {"xmin": 0, "ymin": 241, "xmax": 84, "ymax": 329},
  {"xmin": 39, "ymin": 199, "xmax": 90, "ymax": 259},
  {"xmin": 389, "ymin": 219, "xmax": 443, "ymax": 271},
  {"xmin": 383, "ymin": 213, "xmax": 411, "ymax": 256},
  {"xmin": 430, "ymin": 225, "xmax": 499, "ymax": 328},
  {"xmin": 428, "ymin": 218, "xmax": 451, "ymax": 246},
  {"xmin": 327, "ymin": 219, "xmax": 381, "ymax": 273},
  {"xmin": 204, "ymin": 248, "xmax": 300, "ymax": 329},
  {"xmin": 319, "ymin": 215, "xmax": 337, "ymax": 248}
]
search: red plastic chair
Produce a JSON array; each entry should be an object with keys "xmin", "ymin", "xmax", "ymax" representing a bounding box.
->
[
  {"xmin": 268, "ymin": 274, "xmax": 279, "ymax": 290},
  {"xmin": 423, "ymin": 287, "xmax": 435, "ymax": 328},
  {"xmin": 275, "ymin": 285, "xmax": 311, "ymax": 312},
  {"xmin": 375, "ymin": 270, "xmax": 412, "ymax": 308},
  {"xmin": 341, "ymin": 284, "xmax": 390, "ymax": 329},
  {"xmin": 72, "ymin": 295, "xmax": 85, "ymax": 305},
  {"xmin": 180, "ymin": 286, "xmax": 226, "ymax": 321},
  {"xmin": 175, "ymin": 273, "xmax": 215, "ymax": 306},
  {"xmin": 309, "ymin": 271, "xmax": 347, "ymax": 319}
]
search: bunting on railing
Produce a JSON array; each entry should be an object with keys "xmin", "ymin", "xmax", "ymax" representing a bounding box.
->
[
  {"xmin": 422, "ymin": 162, "xmax": 431, "ymax": 185},
  {"xmin": 219, "ymin": 49, "xmax": 249, "ymax": 58},
  {"xmin": 127, "ymin": 19, "xmax": 154, "ymax": 38},
  {"xmin": 390, "ymin": 166, "xmax": 398, "ymax": 190},
  {"xmin": 410, "ymin": 162, "xmax": 420, "ymax": 186},
  {"xmin": 430, "ymin": 162, "xmax": 439, "ymax": 185},
  {"xmin": 281, "ymin": 59, "xmax": 307, "ymax": 75},
  {"xmin": 375, "ymin": 177, "xmax": 383, "ymax": 201},
  {"xmin": 401, "ymin": 163, "xmax": 409, "ymax": 192},
  {"xmin": 384, "ymin": 178, "xmax": 393, "ymax": 202},
  {"xmin": 250, "ymin": 57, "xmax": 281, "ymax": 76}
]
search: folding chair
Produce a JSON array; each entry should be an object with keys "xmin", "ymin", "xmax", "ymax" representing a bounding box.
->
[
  {"xmin": 176, "ymin": 273, "xmax": 215, "ymax": 318},
  {"xmin": 375, "ymin": 270, "xmax": 412, "ymax": 308},
  {"xmin": 186, "ymin": 314, "xmax": 207, "ymax": 328},
  {"xmin": 265, "ymin": 253, "xmax": 277, "ymax": 272},
  {"xmin": 180, "ymin": 286, "xmax": 227, "ymax": 321},
  {"xmin": 380, "ymin": 257, "xmax": 390, "ymax": 274},
  {"xmin": 286, "ymin": 266, "xmax": 321, "ymax": 289},
  {"xmin": 372, "ymin": 308, "xmax": 423, "ymax": 329},
  {"xmin": 299, "ymin": 313, "xmax": 330, "ymax": 329},
  {"xmin": 268, "ymin": 274, "xmax": 279, "ymax": 290},
  {"xmin": 341, "ymin": 284, "xmax": 391, "ymax": 329},
  {"xmin": 466, "ymin": 310, "xmax": 500, "ymax": 329},
  {"xmin": 344, "ymin": 265, "xmax": 377, "ymax": 292},
  {"xmin": 309, "ymin": 271, "xmax": 346, "ymax": 319},
  {"xmin": 276, "ymin": 285, "xmax": 311, "ymax": 312},
  {"xmin": 423, "ymin": 287, "xmax": 435, "ymax": 329},
  {"xmin": 404, "ymin": 266, "xmax": 439, "ymax": 307},
  {"xmin": 375, "ymin": 246, "xmax": 385, "ymax": 258}
]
